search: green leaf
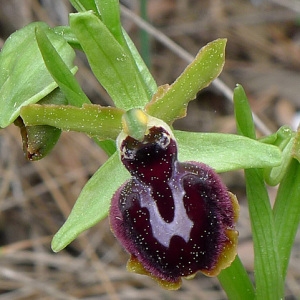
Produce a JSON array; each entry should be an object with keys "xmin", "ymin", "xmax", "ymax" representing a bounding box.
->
[
  {"xmin": 273, "ymin": 159, "xmax": 300, "ymax": 279},
  {"xmin": 69, "ymin": 11, "xmax": 149, "ymax": 110},
  {"xmin": 35, "ymin": 26, "xmax": 90, "ymax": 107},
  {"xmin": 51, "ymin": 152, "xmax": 130, "ymax": 252},
  {"xmin": 20, "ymin": 104, "xmax": 124, "ymax": 140},
  {"xmin": 0, "ymin": 22, "xmax": 76, "ymax": 128},
  {"xmin": 174, "ymin": 131, "xmax": 282, "ymax": 172},
  {"xmin": 145, "ymin": 39, "xmax": 226, "ymax": 124}
]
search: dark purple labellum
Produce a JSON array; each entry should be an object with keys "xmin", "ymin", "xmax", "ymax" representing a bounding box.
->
[{"xmin": 110, "ymin": 124, "xmax": 239, "ymax": 290}]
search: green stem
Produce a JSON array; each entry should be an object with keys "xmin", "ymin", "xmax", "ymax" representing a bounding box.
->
[
  {"xmin": 273, "ymin": 158, "xmax": 300, "ymax": 279},
  {"xmin": 245, "ymin": 169, "xmax": 284, "ymax": 299},
  {"xmin": 218, "ymin": 255, "xmax": 255, "ymax": 300}
]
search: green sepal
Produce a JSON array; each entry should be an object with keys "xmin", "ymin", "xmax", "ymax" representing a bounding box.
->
[
  {"xmin": 69, "ymin": 11, "xmax": 149, "ymax": 110},
  {"xmin": 0, "ymin": 22, "xmax": 75, "ymax": 128},
  {"xmin": 51, "ymin": 152, "xmax": 130, "ymax": 252},
  {"xmin": 175, "ymin": 131, "xmax": 282, "ymax": 173},
  {"xmin": 20, "ymin": 104, "xmax": 124, "ymax": 141},
  {"xmin": 145, "ymin": 39, "xmax": 226, "ymax": 124}
]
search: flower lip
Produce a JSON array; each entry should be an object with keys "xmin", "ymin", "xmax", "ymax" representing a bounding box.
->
[{"xmin": 111, "ymin": 111, "xmax": 239, "ymax": 290}]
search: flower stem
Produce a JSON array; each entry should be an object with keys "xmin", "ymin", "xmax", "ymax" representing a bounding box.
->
[
  {"xmin": 273, "ymin": 158, "xmax": 300, "ymax": 279},
  {"xmin": 245, "ymin": 168, "xmax": 284, "ymax": 299},
  {"xmin": 218, "ymin": 255, "xmax": 255, "ymax": 300}
]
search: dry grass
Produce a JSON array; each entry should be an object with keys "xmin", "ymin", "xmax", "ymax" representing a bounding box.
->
[{"xmin": 1, "ymin": 0, "xmax": 300, "ymax": 299}]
